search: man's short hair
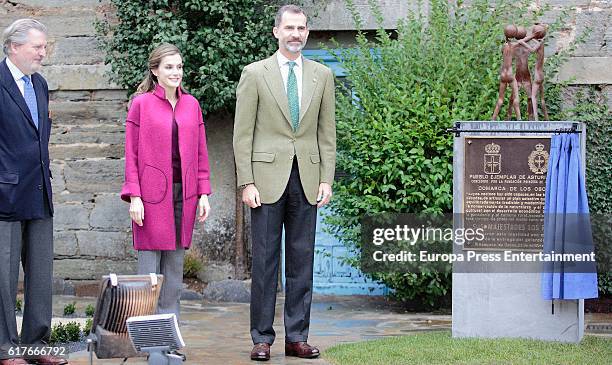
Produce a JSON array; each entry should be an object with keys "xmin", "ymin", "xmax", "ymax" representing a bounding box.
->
[
  {"xmin": 275, "ymin": 4, "xmax": 308, "ymax": 27},
  {"xmin": 2, "ymin": 18, "xmax": 48, "ymax": 56}
]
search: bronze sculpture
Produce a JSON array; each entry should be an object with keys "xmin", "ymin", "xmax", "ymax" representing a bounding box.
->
[
  {"xmin": 511, "ymin": 25, "xmax": 536, "ymax": 120},
  {"xmin": 492, "ymin": 24, "xmax": 524, "ymax": 121},
  {"xmin": 518, "ymin": 23, "xmax": 549, "ymax": 121},
  {"xmin": 493, "ymin": 23, "xmax": 549, "ymax": 121}
]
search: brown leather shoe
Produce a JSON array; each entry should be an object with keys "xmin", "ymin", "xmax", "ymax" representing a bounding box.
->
[
  {"xmin": 0, "ymin": 359, "xmax": 29, "ymax": 365},
  {"xmin": 29, "ymin": 355, "xmax": 68, "ymax": 365},
  {"xmin": 250, "ymin": 343, "xmax": 270, "ymax": 361},
  {"xmin": 285, "ymin": 342, "xmax": 320, "ymax": 358}
]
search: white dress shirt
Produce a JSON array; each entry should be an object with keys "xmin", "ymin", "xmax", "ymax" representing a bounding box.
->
[
  {"xmin": 277, "ymin": 51, "xmax": 303, "ymax": 106},
  {"xmin": 5, "ymin": 57, "xmax": 28, "ymax": 97}
]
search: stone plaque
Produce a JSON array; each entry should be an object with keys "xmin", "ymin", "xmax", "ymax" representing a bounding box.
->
[{"xmin": 463, "ymin": 137, "xmax": 550, "ymax": 250}]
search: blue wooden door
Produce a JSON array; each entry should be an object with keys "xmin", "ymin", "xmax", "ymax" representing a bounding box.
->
[{"xmin": 282, "ymin": 209, "xmax": 387, "ymax": 295}]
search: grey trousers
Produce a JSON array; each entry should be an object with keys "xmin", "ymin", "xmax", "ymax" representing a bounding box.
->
[
  {"xmin": 0, "ymin": 214, "xmax": 53, "ymax": 347},
  {"xmin": 137, "ymin": 183, "xmax": 185, "ymax": 320},
  {"xmin": 250, "ymin": 160, "xmax": 317, "ymax": 345}
]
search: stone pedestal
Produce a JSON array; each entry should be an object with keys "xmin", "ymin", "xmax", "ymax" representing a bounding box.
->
[{"xmin": 452, "ymin": 121, "xmax": 586, "ymax": 343}]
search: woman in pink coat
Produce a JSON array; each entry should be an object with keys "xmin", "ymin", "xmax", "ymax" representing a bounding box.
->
[{"xmin": 120, "ymin": 43, "xmax": 211, "ymax": 321}]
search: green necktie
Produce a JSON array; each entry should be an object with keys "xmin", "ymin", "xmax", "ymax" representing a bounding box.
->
[{"xmin": 287, "ymin": 61, "xmax": 299, "ymax": 131}]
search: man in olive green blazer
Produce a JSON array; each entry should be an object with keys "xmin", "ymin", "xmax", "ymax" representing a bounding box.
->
[{"xmin": 233, "ymin": 4, "xmax": 335, "ymax": 361}]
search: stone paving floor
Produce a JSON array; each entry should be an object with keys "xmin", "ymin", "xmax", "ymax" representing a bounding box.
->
[
  {"xmin": 28, "ymin": 295, "xmax": 611, "ymax": 365},
  {"xmin": 64, "ymin": 295, "xmax": 451, "ymax": 365}
]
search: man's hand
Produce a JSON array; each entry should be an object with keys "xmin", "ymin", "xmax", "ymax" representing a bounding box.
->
[
  {"xmin": 317, "ymin": 183, "xmax": 333, "ymax": 208},
  {"xmin": 129, "ymin": 196, "xmax": 144, "ymax": 226},
  {"xmin": 242, "ymin": 184, "xmax": 261, "ymax": 208},
  {"xmin": 198, "ymin": 195, "xmax": 211, "ymax": 222}
]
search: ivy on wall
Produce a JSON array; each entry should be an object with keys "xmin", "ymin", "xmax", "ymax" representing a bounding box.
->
[{"xmin": 96, "ymin": 0, "xmax": 283, "ymax": 114}]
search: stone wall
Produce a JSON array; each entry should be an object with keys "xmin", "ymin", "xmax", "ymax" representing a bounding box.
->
[
  {"xmin": 1, "ymin": 1, "xmax": 134, "ymax": 287},
  {"xmin": 1, "ymin": 0, "xmax": 238, "ymax": 287},
  {"xmin": 0, "ymin": 0, "xmax": 609, "ymax": 289}
]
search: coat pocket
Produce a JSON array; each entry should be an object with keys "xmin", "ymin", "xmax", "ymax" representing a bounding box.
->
[
  {"xmin": 140, "ymin": 165, "xmax": 167, "ymax": 204},
  {"xmin": 184, "ymin": 162, "xmax": 197, "ymax": 200},
  {"xmin": 252, "ymin": 152, "xmax": 276, "ymax": 163},
  {"xmin": 310, "ymin": 154, "xmax": 321, "ymax": 164},
  {"xmin": 0, "ymin": 171, "xmax": 19, "ymax": 215}
]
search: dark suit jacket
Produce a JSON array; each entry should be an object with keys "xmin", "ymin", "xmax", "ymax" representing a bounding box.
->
[{"xmin": 0, "ymin": 58, "xmax": 53, "ymax": 221}]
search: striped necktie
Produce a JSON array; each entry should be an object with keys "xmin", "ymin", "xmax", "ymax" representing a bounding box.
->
[
  {"xmin": 287, "ymin": 61, "xmax": 299, "ymax": 132},
  {"xmin": 22, "ymin": 75, "xmax": 39, "ymax": 129}
]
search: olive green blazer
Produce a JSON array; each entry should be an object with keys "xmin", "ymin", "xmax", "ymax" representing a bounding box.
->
[{"xmin": 233, "ymin": 53, "xmax": 336, "ymax": 205}]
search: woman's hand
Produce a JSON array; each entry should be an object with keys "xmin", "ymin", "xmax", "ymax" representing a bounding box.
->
[
  {"xmin": 198, "ymin": 195, "xmax": 210, "ymax": 223},
  {"xmin": 129, "ymin": 196, "xmax": 144, "ymax": 226}
]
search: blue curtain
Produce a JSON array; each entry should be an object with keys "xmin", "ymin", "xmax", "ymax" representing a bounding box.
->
[{"xmin": 541, "ymin": 133, "xmax": 598, "ymax": 300}]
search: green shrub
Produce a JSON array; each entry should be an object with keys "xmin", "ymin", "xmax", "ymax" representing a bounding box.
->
[
  {"xmin": 64, "ymin": 321, "xmax": 82, "ymax": 342},
  {"xmin": 84, "ymin": 318, "xmax": 93, "ymax": 335},
  {"xmin": 50, "ymin": 321, "xmax": 83, "ymax": 344},
  {"xmin": 85, "ymin": 304, "xmax": 95, "ymax": 317},
  {"xmin": 63, "ymin": 302, "xmax": 76, "ymax": 316},
  {"xmin": 184, "ymin": 251, "xmax": 204, "ymax": 279},
  {"xmin": 15, "ymin": 298, "xmax": 22, "ymax": 313},
  {"xmin": 49, "ymin": 323, "xmax": 67, "ymax": 344},
  {"xmin": 325, "ymin": 0, "xmax": 576, "ymax": 308}
]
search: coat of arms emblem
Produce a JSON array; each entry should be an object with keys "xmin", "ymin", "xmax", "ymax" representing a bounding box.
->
[
  {"xmin": 528, "ymin": 143, "xmax": 549, "ymax": 174},
  {"xmin": 484, "ymin": 143, "xmax": 501, "ymax": 174}
]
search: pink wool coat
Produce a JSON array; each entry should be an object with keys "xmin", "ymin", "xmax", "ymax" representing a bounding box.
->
[{"xmin": 120, "ymin": 84, "xmax": 211, "ymax": 250}]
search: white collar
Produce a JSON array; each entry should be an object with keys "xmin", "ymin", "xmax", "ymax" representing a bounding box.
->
[
  {"xmin": 276, "ymin": 51, "xmax": 302, "ymax": 69},
  {"xmin": 5, "ymin": 57, "xmax": 28, "ymax": 83}
]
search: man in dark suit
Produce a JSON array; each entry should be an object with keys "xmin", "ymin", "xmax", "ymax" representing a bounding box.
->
[
  {"xmin": 234, "ymin": 4, "xmax": 336, "ymax": 362},
  {"xmin": 0, "ymin": 19, "xmax": 66, "ymax": 365}
]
